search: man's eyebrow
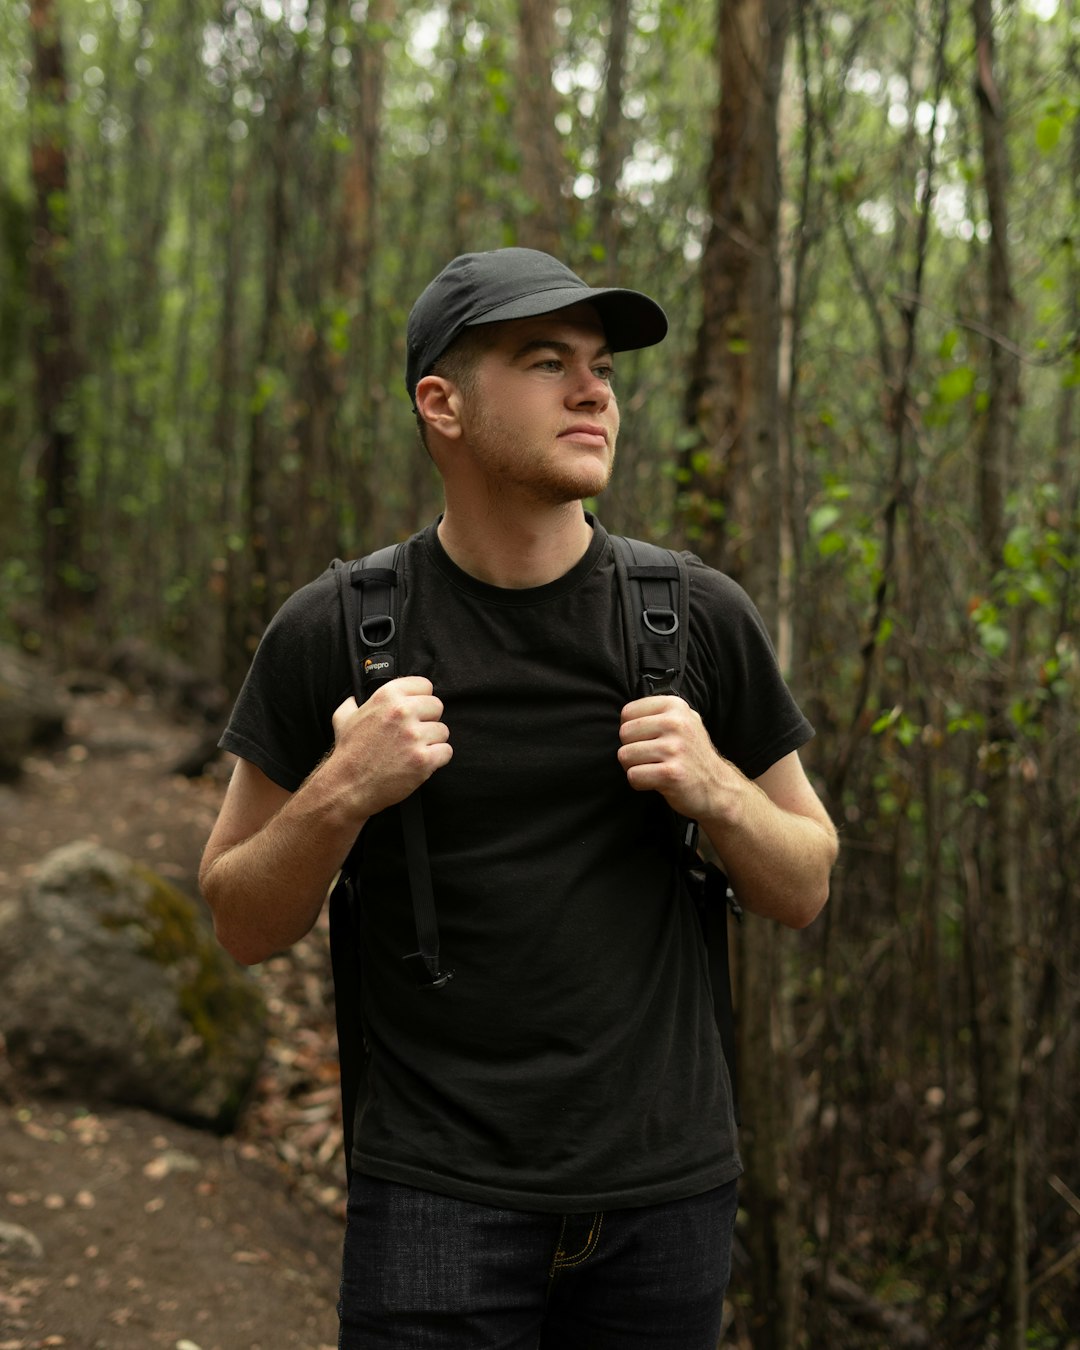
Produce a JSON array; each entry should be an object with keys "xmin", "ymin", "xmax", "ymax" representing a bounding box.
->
[{"xmin": 511, "ymin": 337, "xmax": 614, "ymax": 361}]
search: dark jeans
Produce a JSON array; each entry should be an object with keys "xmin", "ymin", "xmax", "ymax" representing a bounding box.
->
[{"xmin": 337, "ymin": 1173, "xmax": 738, "ymax": 1349}]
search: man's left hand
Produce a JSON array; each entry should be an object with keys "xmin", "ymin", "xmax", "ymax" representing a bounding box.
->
[{"xmin": 617, "ymin": 695, "xmax": 737, "ymax": 823}]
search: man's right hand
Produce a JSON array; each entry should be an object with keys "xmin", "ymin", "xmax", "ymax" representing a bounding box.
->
[
  {"xmin": 200, "ymin": 677, "xmax": 452, "ymax": 965},
  {"xmin": 329, "ymin": 677, "xmax": 453, "ymax": 816}
]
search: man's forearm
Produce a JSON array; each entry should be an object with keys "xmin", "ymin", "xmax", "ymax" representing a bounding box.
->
[
  {"xmin": 201, "ymin": 763, "xmax": 369, "ymax": 966},
  {"xmin": 699, "ymin": 768, "xmax": 837, "ymax": 929},
  {"xmin": 202, "ymin": 681, "xmax": 455, "ymax": 966}
]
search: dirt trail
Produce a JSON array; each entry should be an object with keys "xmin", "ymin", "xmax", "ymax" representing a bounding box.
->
[{"xmin": 0, "ymin": 685, "xmax": 346, "ymax": 1350}]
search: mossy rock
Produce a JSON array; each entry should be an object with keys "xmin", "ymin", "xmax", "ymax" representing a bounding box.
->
[{"xmin": 0, "ymin": 842, "xmax": 266, "ymax": 1131}]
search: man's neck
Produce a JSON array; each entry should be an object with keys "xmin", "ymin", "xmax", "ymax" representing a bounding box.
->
[{"xmin": 437, "ymin": 500, "xmax": 594, "ymax": 589}]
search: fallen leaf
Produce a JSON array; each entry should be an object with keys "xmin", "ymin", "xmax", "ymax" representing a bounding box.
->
[
  {"xmin": 144, "ymin": 1150, "xmax": 199, "ymax": 1180},
  {"xmin": 232, "ymin": 1249, "xmax": 271, "ymax": 1265}
]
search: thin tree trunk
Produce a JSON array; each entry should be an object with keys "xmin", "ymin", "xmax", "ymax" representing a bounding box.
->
[
  {"xmin": 28, "ymin": 0, "xmax": 84, "ymax": 622},
  {"xmin": 970, "ymin": 0, "xmax": 1027, "ymax": 1342},
  {"xmin": 682, "ymin": 0, "xmax": 790, "ymax": 597},
  {"xmin": 683, "ymin": 1, "xmax": 796, "ymax": 1345},
  {"xmin": 243, "ymin": 64, "xmax": 297, "ymax": 645},
  {"xmin": 336, "ymin": 0, "xmax": 392, "ymax": 556},
  {"xmin": 594, "ymin": 0, "xmax": 631, "ymax": 278},
  {"xmin": 246, "ymin": 161, "xmax": 286, "ymax": 632},
  {"xmin": 514, "ymin": 0, "xmax": 568, "ymax": 254},
  {"xmin": 217, "ymin": 155, "xmax": 248, "ymax": 697},
  {"xmin": 443, "ymin": 0, "xmax": 473, "ymax": 261}
]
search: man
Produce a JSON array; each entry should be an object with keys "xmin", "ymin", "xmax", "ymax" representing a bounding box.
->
[{"xmin": 200, "ymin": 247, "xmax": 837, "ymax": 1349}]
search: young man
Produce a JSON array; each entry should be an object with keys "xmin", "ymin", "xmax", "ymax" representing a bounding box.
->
[{"xmin": 200, "ymin": 248, "xmax": 837, "ymax": 1349}]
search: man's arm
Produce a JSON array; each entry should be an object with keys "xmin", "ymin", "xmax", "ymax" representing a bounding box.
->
[
  {"xmin": 200, "ymin": 678, "xmax": 453, "ymax": 965},
  {"xmin": 617, "ymin": 696, "xmax": 837, "ymax": 929}
]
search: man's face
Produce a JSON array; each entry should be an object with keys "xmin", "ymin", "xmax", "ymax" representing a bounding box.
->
[{"xmin": 452, "ymin": 302, "xmax": 621, "ymax": 507}]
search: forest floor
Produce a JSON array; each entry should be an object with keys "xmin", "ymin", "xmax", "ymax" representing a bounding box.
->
[{"xmin": 0, "ymin": 683, "xmax": 349, "ymax": 1350}]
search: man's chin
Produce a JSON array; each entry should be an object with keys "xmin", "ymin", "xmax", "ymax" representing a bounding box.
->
[
  {"xmin": 558, "ymin": 457, "xmax": 614, "ymax": 502},
  {"xmin": 545, "ymin": 470, "xmax": 612, "ymax": 505}
]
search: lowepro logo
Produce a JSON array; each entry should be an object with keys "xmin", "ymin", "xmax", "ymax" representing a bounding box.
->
[{"xmin": 364, "ymin": 655, "xmax": 393, "ymax": 676}]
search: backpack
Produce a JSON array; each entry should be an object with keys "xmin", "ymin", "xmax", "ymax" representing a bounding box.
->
[{"xmin": 327, "ymin": 535, "xmax": 742, "ymax": 1185}]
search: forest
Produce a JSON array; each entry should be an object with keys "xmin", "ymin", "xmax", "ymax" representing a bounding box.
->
[{"xmin": 2, "ymin": 0, "xmax": 1078, "ymax": 1345}]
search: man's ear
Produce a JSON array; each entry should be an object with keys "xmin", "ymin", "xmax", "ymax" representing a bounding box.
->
[{"xmin": 415, "ymin": 376, "xmax": 464, "ymax": 441}]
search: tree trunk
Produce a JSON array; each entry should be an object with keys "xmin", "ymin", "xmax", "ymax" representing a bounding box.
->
[
  {"xmin": 683, "ymin": 0, "xmax": 790, "ymax": 596},
  {"xmin": 594, "ymin": 0, "xmax": 631, "ymax": 278},
  {"xmin": 28, "ymin": 0, "xmax": 84, "ymax": 620},
  {"xmin": 971, "ymin": 0, "xmax": 1028, "ymax": 1343},
  {"xmin": 738, "ymin": 918, "xmax": 799, "ymax": 1350},
  {"xmin": 246, "ymin": 141, "xmax": 287, "ymax": 636},
  {"xmin": 683, "ymin": 1, "xmax": 796, "ymax": 1346},
  {"xmin": 216, "ymin": 155, "xmax": 248, "ymax": 698},
  {"xmin": 335, "ymin": 0, "xmax": 393, "ymax": 557},
  {"xmin": 514, "ymin": 0, "xmax": 568, "ymax": 253},
  {"xmin": 240, "ymin": 52, "xmax": 300, "ymax": 655}
]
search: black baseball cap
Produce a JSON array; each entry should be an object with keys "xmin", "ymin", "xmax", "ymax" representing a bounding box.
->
[{"xmin": 405, "ymin": 247, "xmax": 668, "ymax": 403}]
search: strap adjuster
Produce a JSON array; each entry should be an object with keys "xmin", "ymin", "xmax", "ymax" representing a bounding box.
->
[
  {"xmin": 359, "ymin": 614, "xmax": 396, "ymax": 647},
  {"xmin": 643, "ymin": 606, "xmax": 679, "ymax": 637},
  {"xmin": 403, "ymin": 951, "xmax": 455, "ymax": 989}
]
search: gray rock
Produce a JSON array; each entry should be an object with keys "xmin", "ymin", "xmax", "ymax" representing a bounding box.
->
[
  {"xmin": 0, "ymin": 842, "xmax": 266, "ymax": 1131},
  {"xmin": 0, "ymin": 645, "xmax": 68, "ymax": 779}
]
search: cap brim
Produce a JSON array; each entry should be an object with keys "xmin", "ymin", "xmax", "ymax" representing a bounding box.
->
[{"xmin": 469, "ymin": 285, "xmax": 668, "ymax": 353}]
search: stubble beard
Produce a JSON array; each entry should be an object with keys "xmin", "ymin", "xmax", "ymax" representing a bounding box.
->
[{"xmin": 466, "ymin": 406, "xmax": 617, "ymax": 507}]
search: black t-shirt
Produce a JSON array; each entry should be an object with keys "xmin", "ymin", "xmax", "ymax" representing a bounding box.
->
[{"xmin": 221, "ymin": 516, "xmax": 813, "ymax": 1211}]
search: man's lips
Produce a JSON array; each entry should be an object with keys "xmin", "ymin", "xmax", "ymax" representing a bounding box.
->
[{"xmin": 558, "ymin": 425, "xmax": 608, "ymax": 448}]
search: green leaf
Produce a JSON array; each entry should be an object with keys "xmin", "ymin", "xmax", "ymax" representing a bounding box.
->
[
  {"xmin": 978, "ymin": 623, "xmax": 1009, "ymax": 658},
  {"xmin": 1002, "ymin": 527, "xmax": 1030, "ymax": 569},
  {"xmin": 689, "ymin": 449, "xmax": 714, "ymax": 476},
  {"xmin": 1036, "ymin": 116, "xmax": 1063, "ymax": 154},
  {"xmin": 871, "ymin": 709, "xmax": 899, "ymax": 735},
  {"xmin": 817, "ymin": 531, "xmax": 846, "ymax": 558},
  {"xmin": 673, "ymin": 427, "xmax": 702, "ymax": 452},
  {"xmin": 936, "ymin": 365, "xmax": 975, "ymax": 403},
  {"xmin": 809, "ymin": 504, "xmax": 841, "ymax": 536}
]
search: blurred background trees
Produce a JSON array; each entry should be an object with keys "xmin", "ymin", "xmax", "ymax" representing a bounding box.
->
[{"xmin": 2, "ymin": 0, "xmax": 1078, "ymax": 1345}]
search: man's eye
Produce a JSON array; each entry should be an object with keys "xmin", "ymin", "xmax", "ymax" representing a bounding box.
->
[{"xmin": 594, "ymin": 366, "xmax": 615, "ymax": 382}]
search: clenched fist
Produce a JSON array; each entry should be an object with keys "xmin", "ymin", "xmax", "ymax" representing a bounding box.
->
[
  {"xmin": 617, "ymin": 694, "xmax": 735, "ymax": 824},
  {"xmin": 330, "ymin": 677, "xmax": 453, "ymax": 817}
]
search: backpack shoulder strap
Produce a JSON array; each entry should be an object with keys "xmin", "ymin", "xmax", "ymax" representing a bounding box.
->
[
  {"xmin": 334, "ymin": 542, "xmax": 403, "ymax": 701},
  {"xmin": 611, "ymin": 534, "xmax": 742, "ymax": 1122},
  {"xmin": 328, "ymin": 546, "xmax": 400, "ymax": 1191},
  {"xmin": 329, "ymin": 542, "xmax": 451, "ymax": 1189},
  {"xmin": 335, "ymin": 543, "xmax": 451, "ymax": 993},
  {"xmin": 610, "ymin": 535, "xmax": 690, "ymax": 698}
]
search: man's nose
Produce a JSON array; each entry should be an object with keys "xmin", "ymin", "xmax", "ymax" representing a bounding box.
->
[{"xmin": 567, "ymin": 366, "xmax": 611, "ymax": 407}]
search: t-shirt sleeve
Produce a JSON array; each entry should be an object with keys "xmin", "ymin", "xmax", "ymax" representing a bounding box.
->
[
  {"xmin": 218, "ymin": 569, "xmax": 348, "ymax": 792},
  {"xmin": 683, "ymin": 557, "xmax": 814, "ymax": 781}
]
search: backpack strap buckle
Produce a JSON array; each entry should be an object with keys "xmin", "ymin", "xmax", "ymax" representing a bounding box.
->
[
  {"xmin": 643, "ymin": 667, "xmax": 679, "ymax": 696},
  {"xmin": 403, "ymin": 951, "xmax": 455, "ymax": 989}
]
